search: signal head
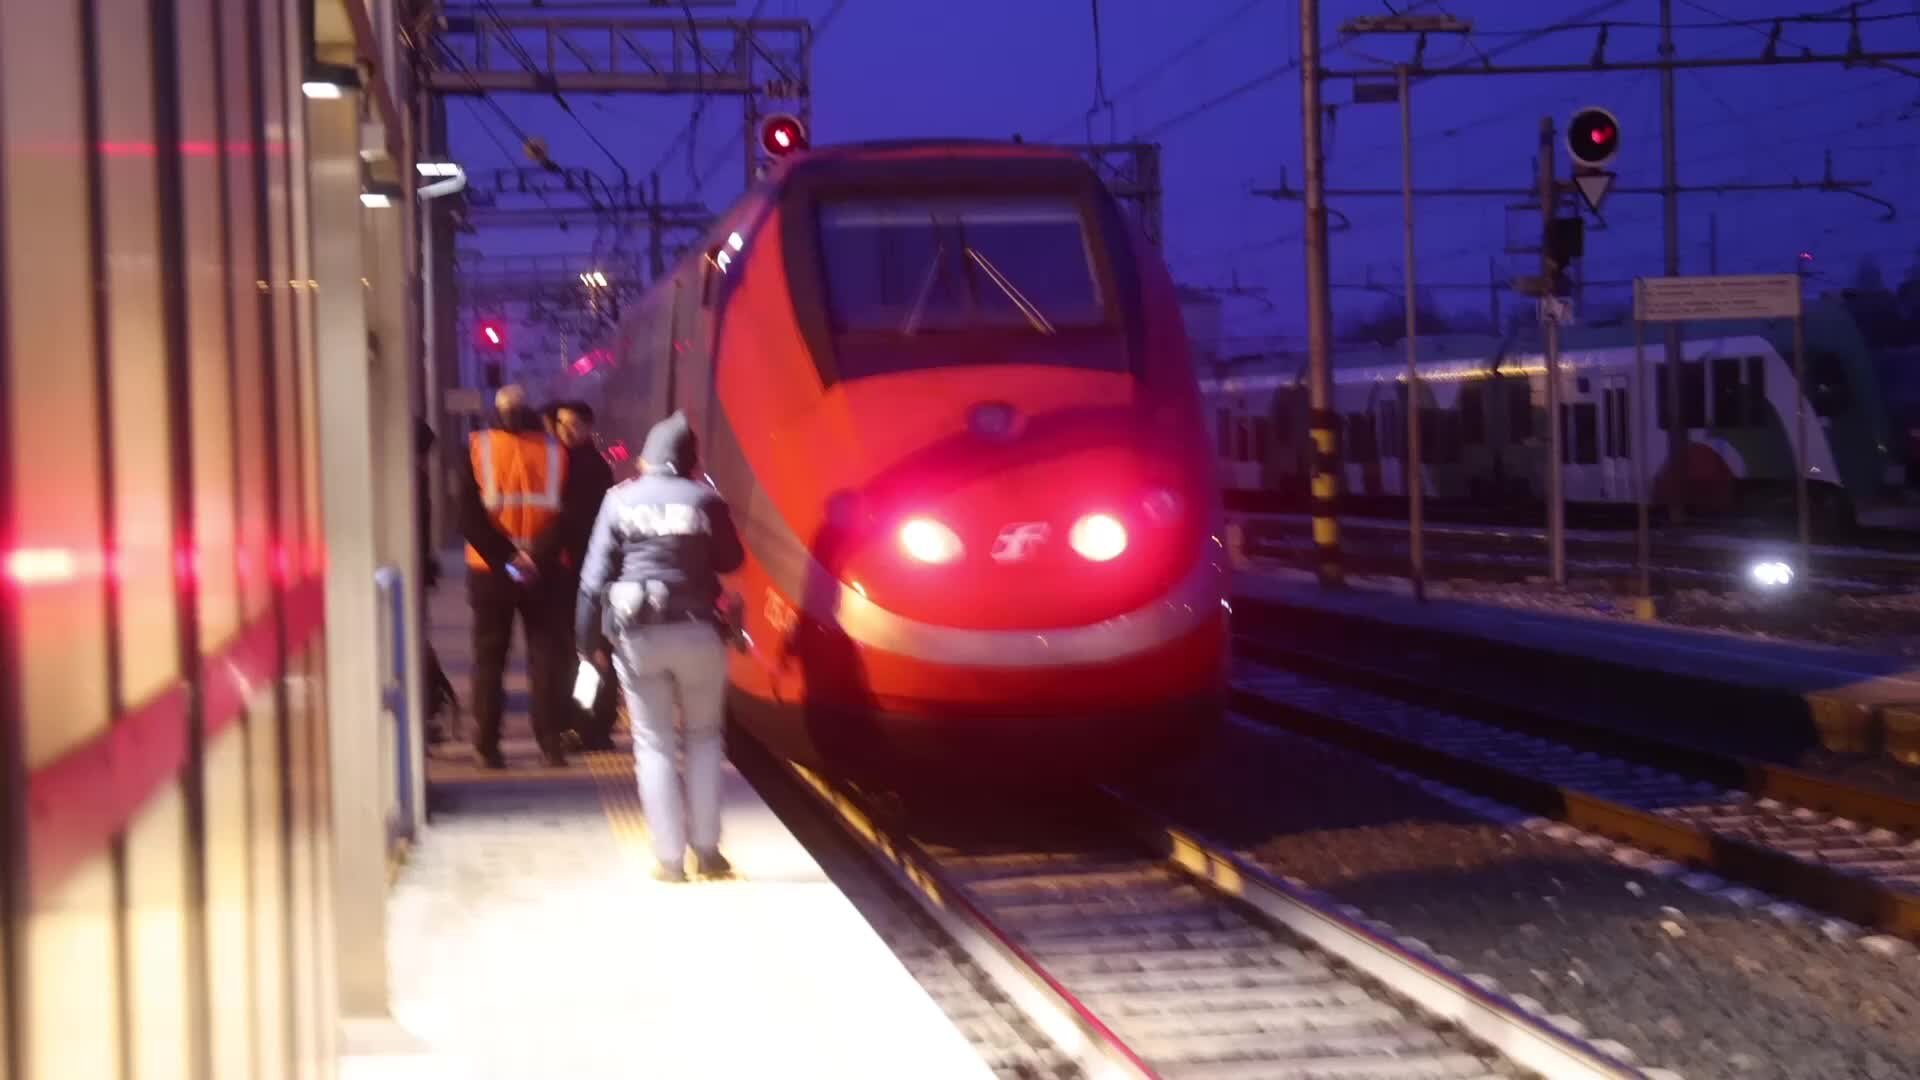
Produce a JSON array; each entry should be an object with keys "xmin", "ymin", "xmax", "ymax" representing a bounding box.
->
[
  {"xmin": 1566, "ymin": 107, "xmax": 1620, "ymax": 168},
  {"xmin": 759, "ymin": 113, "xmax": 808, "ymax": 157}
]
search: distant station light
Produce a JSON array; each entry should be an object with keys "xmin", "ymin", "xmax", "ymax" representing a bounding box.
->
[
  {"xmin": 475, "ymin": 319, "xmax": 506, "ymax": 351},
  {"xmin": 760, "ymin": 114, "xmax": 808, "ymax": 157},
  {"xmin": 1566, "ymin": 107, "xmax": 1620, "ymax": 169}
]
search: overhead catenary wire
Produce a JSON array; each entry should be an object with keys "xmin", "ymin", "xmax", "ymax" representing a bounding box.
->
[{"xmin": 1137, "ymin": 0, "xmax": 1629, "ymax": 140}]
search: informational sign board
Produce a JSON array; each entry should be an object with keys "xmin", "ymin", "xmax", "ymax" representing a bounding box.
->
[{"xmin": 1633, "ymin": 274, "xmax": 1802, "ymax": 322}]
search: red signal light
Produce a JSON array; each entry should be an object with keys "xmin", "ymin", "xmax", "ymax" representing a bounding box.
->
[
  {"xmin": 476, "ymin": 319, "xmax": 506, "ymax": 351},
  {"xmin": 1565, "ymin": 106, "xmax": 1620, "ymax": 168},
  {"xmin": 759, "ymin": 114, "xmax": 808, "ymax": 157}
]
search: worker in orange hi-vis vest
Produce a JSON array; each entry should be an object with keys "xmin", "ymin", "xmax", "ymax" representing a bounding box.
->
[{"xmin": 457, "ymin": 384, "xmax": 600, "ymax": 769}]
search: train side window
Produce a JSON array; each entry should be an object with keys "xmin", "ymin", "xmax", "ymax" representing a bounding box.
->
[
  {"xmin": 1271, "ymin": 397, "xmax": 1293, "ymax": 445},
  {"xmin": 1573, "ymin": 403, "xmax": 1598, "ymax": 464},
  {"xmin": 1681, "ymin": 361, "xmax": 1706, "ymax": 428},
  {"xmin": 1461, "ymin": 383, "xmax": 1486, "ymax": 445},
  {"xmin": 1253, "ymin": 417, "xmax": 1271, "ymax": 462},
  {"xmin": 1216, "ymin": 409, "xmax": 1231, "ymax": 457},
  {"xmin": 1745, "ymin": 355, "xmax": 1767, "ymax": 427},
  {"xmin": 1346, "ymin": 413, "xmax": 1376, "ymax": 464},
  {"xmin": 1711, "ymin": 356, "xmax": 1742, "ymax": 428},
  {"xmin": 1508, "ymin": 381, "xmax": 1533, "ymax": 440},
  {"xmin": 1234, "ymin": 420, "xmax": 1250, "ymax": 461},
  {"xmin": 1608, "ymin": 387, "xmax": 1630, "ymax": 457}
]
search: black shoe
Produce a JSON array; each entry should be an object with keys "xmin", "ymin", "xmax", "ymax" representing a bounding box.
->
[
  {"xmin": 692, "ymin": 849, "xmax": 732, "ymax": 879},
  {"xmin": 473, "ymin": 749, "xmax": 506, "ymax": 770}
]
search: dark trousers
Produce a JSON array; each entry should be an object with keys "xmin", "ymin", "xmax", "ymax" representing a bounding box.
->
[
  {"xmin": 557, "ymin": 571, "xmax": 618, "ymax": 748},
  {"xmin": 469, "ymin": 568, "xmax": 569, "ymax": 757}
]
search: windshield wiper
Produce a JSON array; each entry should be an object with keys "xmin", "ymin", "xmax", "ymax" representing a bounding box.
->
[{"xmin": 964, "ymin": 248, "xmax": 1054, "ymax": 335}]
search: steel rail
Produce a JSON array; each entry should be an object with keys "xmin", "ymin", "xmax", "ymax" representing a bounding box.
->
[{"xmin": 752, "ymin": 737, "xmax": 1644, "ymax": 1079}]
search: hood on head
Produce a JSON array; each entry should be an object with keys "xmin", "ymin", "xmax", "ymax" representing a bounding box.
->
[{"xmin": 641, "ymin": 410, "xmax": 697, "ymax": 473}]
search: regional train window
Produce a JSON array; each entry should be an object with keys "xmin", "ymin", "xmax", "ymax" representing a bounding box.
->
[
  {"xmin": 1346, "ymin": 413, "xmax": 1377, "ymax": 464},
  {"xmin": 1654, "ymin": 362, "xmax": 1708, "ymax": 429},
  {"xmin": 1682, "ymin": 361, "xmax": 1706, "ymax": 428},
  {"xmin": 1745, "ymin": 356, "xmax": 1767, "ymax": 427},
  {"xmin": 1460, "ymin": 383, "xmax": 1486, "ymax": 445},
  {"xmin": 815, "ymin": 197, "xmax": 1107, "ymax": 338},
  {"xmin": 1253, "ymin": 418, "xmax": 1272, "ymax": 462},
  {"xmin": 1508, "ymin": 381, "xmax": 1533, "ymax": 440},
  {"xmin": 1573, "ymin": 403, "xmax": 1598, "ymax": 464},
  {"xmin": 1711, "ymin": 356, "xmax": 1743, "ymax": 428}
]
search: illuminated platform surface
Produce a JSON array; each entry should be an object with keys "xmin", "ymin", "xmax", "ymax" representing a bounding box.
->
[{"xmin": 343, "ymin": 558, "xmax": 993, "ymax": 1079}]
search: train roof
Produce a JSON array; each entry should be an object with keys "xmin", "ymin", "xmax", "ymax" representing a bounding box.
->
[{"xmin": 1201, "ymin": 293, "xmax": 1871, "ymax": 386}]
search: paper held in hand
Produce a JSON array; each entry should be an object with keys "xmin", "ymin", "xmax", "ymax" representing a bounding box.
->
[{"xmin": 573, "ymin": 660, "xmax": 601, "ymax": 710}]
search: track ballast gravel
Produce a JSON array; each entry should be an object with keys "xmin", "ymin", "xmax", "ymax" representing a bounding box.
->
[{"xmin": 1126, "ymin": 717, "xmax": 1920, "ymax": 1080}]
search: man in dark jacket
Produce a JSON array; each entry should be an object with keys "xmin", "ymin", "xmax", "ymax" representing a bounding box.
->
[
  {"xmin": 460, "ymin": 385, "xmax": 600, "ymax": 768},
  {"xmin": 544, "ymin": 399, "xmax": 618, "ymax": 749},
  {"xmin": 576, "ymin": 411, "xmax": 745, "ymax": 882}
]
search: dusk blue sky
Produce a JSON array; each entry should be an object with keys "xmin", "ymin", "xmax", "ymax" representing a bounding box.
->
[{"xmin": 446, "ymin": 0, "xmax": 1920, "ymax": 353}]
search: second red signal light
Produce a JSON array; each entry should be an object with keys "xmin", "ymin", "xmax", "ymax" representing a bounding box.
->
[{"xmin": 760, "ymin": 114, "xmax": 808, "ymax": 157}]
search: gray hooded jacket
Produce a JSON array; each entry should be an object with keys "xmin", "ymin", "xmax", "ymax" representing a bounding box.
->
[{"xmin": 574, "ymin": 411, "xmax": 745, "ymax": 649}]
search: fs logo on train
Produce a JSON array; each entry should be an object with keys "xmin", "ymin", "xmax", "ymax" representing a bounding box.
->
[{"xmin": 990, "ymin": 522, "xmax": 1051, "ymax": 563}]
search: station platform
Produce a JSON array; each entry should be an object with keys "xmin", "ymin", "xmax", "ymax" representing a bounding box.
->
[
  {"xmin": 1230, "ymin": 566, "xmax": 1920, "ymax": 761},
  {"xmin": 346, "ymin": 561, "xmax": 994, "ymax": 1079}
]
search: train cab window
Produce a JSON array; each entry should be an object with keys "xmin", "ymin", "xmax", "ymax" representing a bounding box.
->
[{"xmin": 814, "ymin": 196, "xmax": 1113, "ymax": 373}]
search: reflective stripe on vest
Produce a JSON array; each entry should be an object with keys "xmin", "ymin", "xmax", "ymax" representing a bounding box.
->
[{"xmin": 466, "ymin": 429, "xmax": 568, "ymax": 569}]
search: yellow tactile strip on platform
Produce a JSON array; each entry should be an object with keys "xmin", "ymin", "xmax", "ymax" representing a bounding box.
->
[{"xmin": 584, "ymin": 751, "xmax": 653, "ymax": 855}]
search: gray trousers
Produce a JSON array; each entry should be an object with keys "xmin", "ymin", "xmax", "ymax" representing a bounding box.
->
[{"xmin": 612, "ymin": 620, "xmax": 731, "ymax": 866}]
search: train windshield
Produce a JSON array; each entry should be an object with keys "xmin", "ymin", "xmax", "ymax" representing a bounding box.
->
[{"xmin": 816, "ymin": 196, "xmax": 1109, "ymax": 339}]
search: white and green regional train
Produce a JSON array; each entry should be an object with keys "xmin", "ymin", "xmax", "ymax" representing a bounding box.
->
[{"xmin": 1200, "ymin": 299, "xmax": 1893, "ymax": 529}]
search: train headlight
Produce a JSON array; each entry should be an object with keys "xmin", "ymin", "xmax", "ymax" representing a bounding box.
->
[
  {"xmin": 1070, "ymin": 513, "xmax": 1127, "ymax": 562},
  {"xmin": 899, "ymin": 517, "xmax": 963, "ymax": 564},
  {"xmin": 1749, "ymin": 559, "xmax": 1795, "ymax": 590}
]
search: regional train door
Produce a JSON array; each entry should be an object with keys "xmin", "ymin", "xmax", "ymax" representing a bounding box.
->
[{"xmin": 1600, "ymin": 373, "xmax": 1631, "ymax": 501}]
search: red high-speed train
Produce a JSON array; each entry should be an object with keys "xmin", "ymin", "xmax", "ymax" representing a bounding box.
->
[{"xmin": 590, "ymin": 139, "xmax": 1228, "ymax": 781}]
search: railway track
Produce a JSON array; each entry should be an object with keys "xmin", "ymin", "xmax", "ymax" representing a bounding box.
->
[
  {"xmin": 738, "ymin": 738, "xmax": 1646, "ymax": 1080},
  {"xmin": 1232, "ymin": 635, "xmax": 1920, "ymax": 944}
]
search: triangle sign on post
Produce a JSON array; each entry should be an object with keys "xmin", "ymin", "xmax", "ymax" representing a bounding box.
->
[{"xmin": 1573, "ymin": 170, "xmax": 1615, "ymax": 214}]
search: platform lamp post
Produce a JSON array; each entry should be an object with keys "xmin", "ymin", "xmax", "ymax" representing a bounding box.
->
[{"xmin": 1340, "ymin": 13, "xmax": 1472, "ymax": 602}]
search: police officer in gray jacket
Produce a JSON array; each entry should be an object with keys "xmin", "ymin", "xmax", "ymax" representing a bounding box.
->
[{"xmin": 576, "ymin": 411, "xmax": 746, "ymax": 882}]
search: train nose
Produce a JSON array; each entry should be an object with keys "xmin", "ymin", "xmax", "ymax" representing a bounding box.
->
[{"xmin": 846, "ymin": 452, "xmax": 1200, "ymax": 631}]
